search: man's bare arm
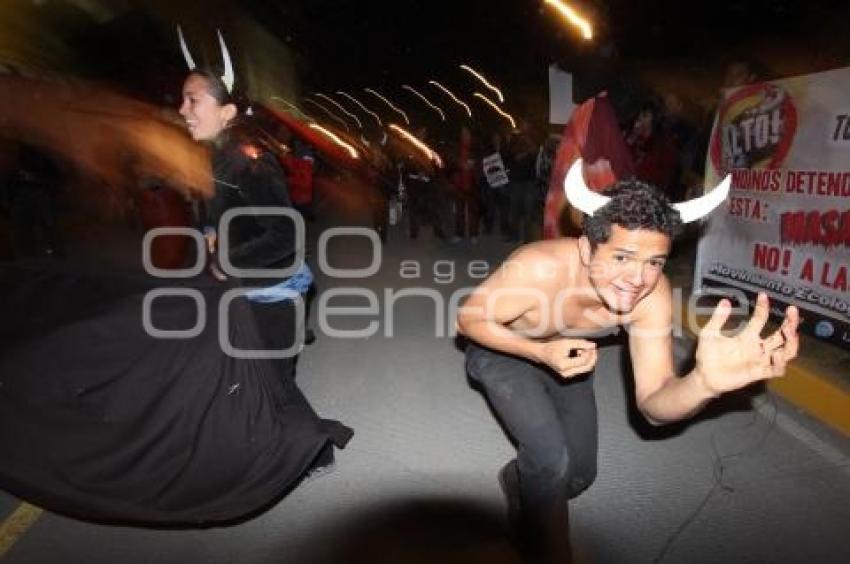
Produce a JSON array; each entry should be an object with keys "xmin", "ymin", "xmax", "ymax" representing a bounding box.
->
[
  {"xmin": 457, "ymin": 249, "xmax": 597, "ymax": 378},
  {"xmin": 627, "ymin": 278, "xmax": 710, "ymax": 424}
]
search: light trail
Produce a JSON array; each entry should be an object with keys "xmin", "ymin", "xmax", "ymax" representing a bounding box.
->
[
  {"xmin": 314, "ymin": 93, "xmax": 363, "ymax": 129},
  {"xmin": 270, "ymin": 96, "xmax": 299, "ymax": 112},
  {"xmin": 428, "ymin": 80, "xmax": 472, "ymax": 117},
  {"xmin": 364, "ymin": 88, "xmax": 410, "ymax": 124},
  {"xmin": 336, "ymin": 91, "xmax": 383, "ymax": 126},
  {"xmin": 303, "ymin": 98, "xmax": 350, "ymax": 131},
  {"xmin": 401, "ymin": 85, "xmax": 446, "ymax": 121},
  {"xmin": 459, "ymin": 64, "xmax": 504, "ymax": 103},
  {"xmin": 473, "ymin": 92, "xmax": 516, "ymax": 129},
  {"xmin": 389, "ymin": 123, "xmax": 443, "ymax": 168},
  {"xmin": 309, "ymin": 123, "xmax": 359, "ymax": 159},
  {"xmin": 269, "ymin": 96, "xmax": 311, "ymax": 120},
  {"xmin": 543, "ymin": 0, "xmax": 593, "ymax": 40}
]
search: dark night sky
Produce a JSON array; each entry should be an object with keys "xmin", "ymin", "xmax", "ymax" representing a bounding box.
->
[
  {"xmin": 235, "ymin": 1, "xmax": 850, "ymax": 117},
  {"xmin": 253, "ymin": 0, "xmax": 849, "ymax": 88},
  {"xmin": 36, "ymin": 0, "xmax": 850, "ymax": 130}
]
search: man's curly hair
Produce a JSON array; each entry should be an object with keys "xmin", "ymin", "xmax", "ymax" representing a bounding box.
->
[{"xmin": 582, "ymin": 178, "xmax": 683, "ymax": 246}]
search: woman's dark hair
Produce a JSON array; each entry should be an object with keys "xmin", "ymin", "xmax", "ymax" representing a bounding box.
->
[
  {"xmin": 582, "ymin": 178, "xmax": 683, "ymax": 246},
  {"xmin": 188, "ymin": 69, "xmax": 244, "ymax": 109}
]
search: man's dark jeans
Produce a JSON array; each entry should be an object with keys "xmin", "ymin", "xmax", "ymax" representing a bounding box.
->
[{"xmin": 465, "ymin": 342, "xmax": 598, "ymax": 525}]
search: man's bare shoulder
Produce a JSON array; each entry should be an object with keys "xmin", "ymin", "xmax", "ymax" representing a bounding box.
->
[
  {"xmin": 506, "ymin": 238, "xmax": 578, "ymax": 264},
  {"xmin": 491, "ymin": 239, "xmax": 578, "ymax": 286},
  {"xmin": 631, "ymin": 274, "xmax": 674, "ymax": 325}
]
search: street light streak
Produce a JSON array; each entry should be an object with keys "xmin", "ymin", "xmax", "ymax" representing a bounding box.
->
[
  {"xmin": 428, "ymin": 80, "xmax": 472, "ymax": 117},
  {"xmin": 270, "ymin": 96, "xmax": 310, "ymax": 120},
  {"xmin": 459, "ymin": 64, "xmax": 504, "ymax": 103},
  {"xmin": 364, "ymin": 88, "xmax": 410, "ymax": 125},
  {"xmin": 309, "ymin": 123, "xmax": 359, "ymax": 159},
  {"xmin": 473, "ymin": 92, "xmax": 516, "ymax": 129},
  {"xmin": 543, "ymin": 0, "xmax": 593, "ymax": 40},
  {"xmin": 336, "ymin": 91, "xmax": 383, "ymax": 126},
  {"xmin": 388, "ymin": 123, "xmax": 443, "ymax": 168},
  {"xmin": 401, "ymin": 85, "xmax": 446, "ymax": 121},
  {"xmin": 303, "ymin": 98, "xmax": 350, "ymax": 131},
  {"xmin": 315, "ymin": 93, "xmax": 363, "ymax": 129},
  {"xmin": 269, "ymin": 96, "xmax": 299, "ymax": 112}
]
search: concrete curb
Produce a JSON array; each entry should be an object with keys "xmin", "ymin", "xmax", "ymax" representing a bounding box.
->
[{"xmin": 768, "ymin": 362, "xmax": 850, "ymax": 437}]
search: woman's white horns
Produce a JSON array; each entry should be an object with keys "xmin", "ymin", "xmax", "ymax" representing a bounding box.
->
[
  {"xmin": 177, "ymin": 26, "xmax": 235, "ymax": 94},
  {"xmin": 217, "ymin": 29, "xmax": 234, "ymax": 95},
  {"xmin": 563, "ymin": 159, "xmax": 730, "ymax": 223},
  {"xmin": 177, "ymin": 26, "xmax": 196, "ymax": 70}
]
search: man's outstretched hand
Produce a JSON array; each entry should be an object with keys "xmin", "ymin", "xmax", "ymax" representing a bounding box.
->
[{"xmin": 694, "ymin": 292, "xmax": 800, "ymax": 397}]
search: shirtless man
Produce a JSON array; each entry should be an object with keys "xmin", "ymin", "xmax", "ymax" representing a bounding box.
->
[{"xmin": 457, "ymin": 161, "xmax": 800, "ymax": 562}]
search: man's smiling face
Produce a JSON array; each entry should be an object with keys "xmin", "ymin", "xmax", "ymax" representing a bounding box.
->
[{"xmin": 582, "ymin": 224, "xmax": 672, "ymax": 313}]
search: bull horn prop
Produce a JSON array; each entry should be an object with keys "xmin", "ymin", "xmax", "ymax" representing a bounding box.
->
[
  {"xmin": 217, "ymin": 29, "xmax": 234, "ymax": 94},
  {"xmin": 176, "ymin": 26, "xmax": 235, "ymax": 94},
  {"xmin": 177, "ymin": 25, "xmax": 196, "ymax": 70},
  {"xmin": 563, "ymin": 159, "xmax": 730, "ymax": 223}
]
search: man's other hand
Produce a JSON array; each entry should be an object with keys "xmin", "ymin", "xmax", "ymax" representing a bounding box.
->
[
  {"xmin": 537, "ymin": 338, "xmax": 598, "ymax": 379},
  {"xmin": 694, "ymin": 292, "xmax": 800, "ymax": 396}
]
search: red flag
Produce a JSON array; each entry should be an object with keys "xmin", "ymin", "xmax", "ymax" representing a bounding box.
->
[{"xmin": 543, "ymin": 93, "xmax": 634, "ymax": 239}]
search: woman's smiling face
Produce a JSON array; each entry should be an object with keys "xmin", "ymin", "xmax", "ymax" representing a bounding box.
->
[{"xmin": 178, "ymin": 73, "xmax": 235, "ymax": 142}]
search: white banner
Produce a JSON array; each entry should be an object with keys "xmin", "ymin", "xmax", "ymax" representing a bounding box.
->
[
  {"xmin": 548, "ymin": 64, "xmax": 575, "ymax": 125},
  {"xmin": 696, "ymin": 66, "xmax": 850, "ymax": 348}
]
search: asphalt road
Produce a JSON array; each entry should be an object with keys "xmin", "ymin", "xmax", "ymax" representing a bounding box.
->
[{"xmin": 2, "ymin": 209, "xmax": 849, "ymax": 564}]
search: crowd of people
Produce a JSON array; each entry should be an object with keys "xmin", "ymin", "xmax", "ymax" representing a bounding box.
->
[
  {"xmin": 360, "ymin": 121, "xmax": 559, "ymax": 246},
  {"xmin": 345, "ymin": 61, "xmax": 764, "ymax": 253}
]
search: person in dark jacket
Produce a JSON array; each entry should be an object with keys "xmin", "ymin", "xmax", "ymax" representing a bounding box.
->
[
  {"xmin": 179, "ymin": 67, "xmax": 313, "ymax": 366},
  {"xmin": 177, "ymin": 28, "xmax": 347, "ymax": 478},
  {"xmin": 0, "ymin": 36, "xmax": 351, "ymax": 525}
]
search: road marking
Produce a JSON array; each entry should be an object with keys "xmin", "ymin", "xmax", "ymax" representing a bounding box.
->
[{"xmin": 0, "ymin": 503, "xmax": 42, "ymax": 558}]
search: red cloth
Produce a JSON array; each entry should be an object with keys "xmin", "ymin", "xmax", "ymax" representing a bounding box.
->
[
  {"xmin": 543, "ymin": 94, "xmax": 635, "ymax": 239},
  {"xmin": 136, "ymin": 187, "xmax": 191, "ymax": 269},
  {"xmin": 280, "ymin": 155, "xmax": 314, "ymax": 205},
  {"xmin": 264, "ymin": 105, "xmax": 364, "ymax": 172}
]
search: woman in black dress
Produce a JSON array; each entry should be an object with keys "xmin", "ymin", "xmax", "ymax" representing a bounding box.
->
[{"xmin": 0, "ymin": 28, "xmax": 349, "ymax": 525}]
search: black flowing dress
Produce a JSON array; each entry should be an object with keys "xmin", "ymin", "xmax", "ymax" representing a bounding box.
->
[{"xmin": 0, "ymin": 128, "xmax": 351, "ymax": 524}]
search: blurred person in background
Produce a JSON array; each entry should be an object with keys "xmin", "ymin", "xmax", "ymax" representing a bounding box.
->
[
  {"xmin": 659, "ymin": 92, "xmax": 699, "ymax": 202},
  {"xmin": 366, "ymin": 140, "xmax": 394, "ymax": 243},
  {"xmin": 404, "ymin": 125, "xmax": 447, "ymax": 240},
  {"xmin": 506, "ymin": 123, "xmax": 540, "ymax": 243},
  {"xmin": 624, "ymin": 100, "xmax": 678, "ymax": 193},
  {"xmin": 449, "ymin": 125, "xmax": 480, "ymax": 244},
  {"xmin": 690, "ymin": 58, "xmax": 763, "ymax": 196}
]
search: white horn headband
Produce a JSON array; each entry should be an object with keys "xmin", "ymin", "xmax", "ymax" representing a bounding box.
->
[
  {"xmin": 177, "ymin": 26, "xmax": 196, "ymax": 70},
  {"xmin": 217, "ymin": 29, "xmax": 234, "ymax": 95},
  {"xmin": 563, "ymin": 159, "xmax": 730, "ymax": 223},
  {"xmin": 177, "ymin": 26, "xmax": 235, "ymax": 94}
]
